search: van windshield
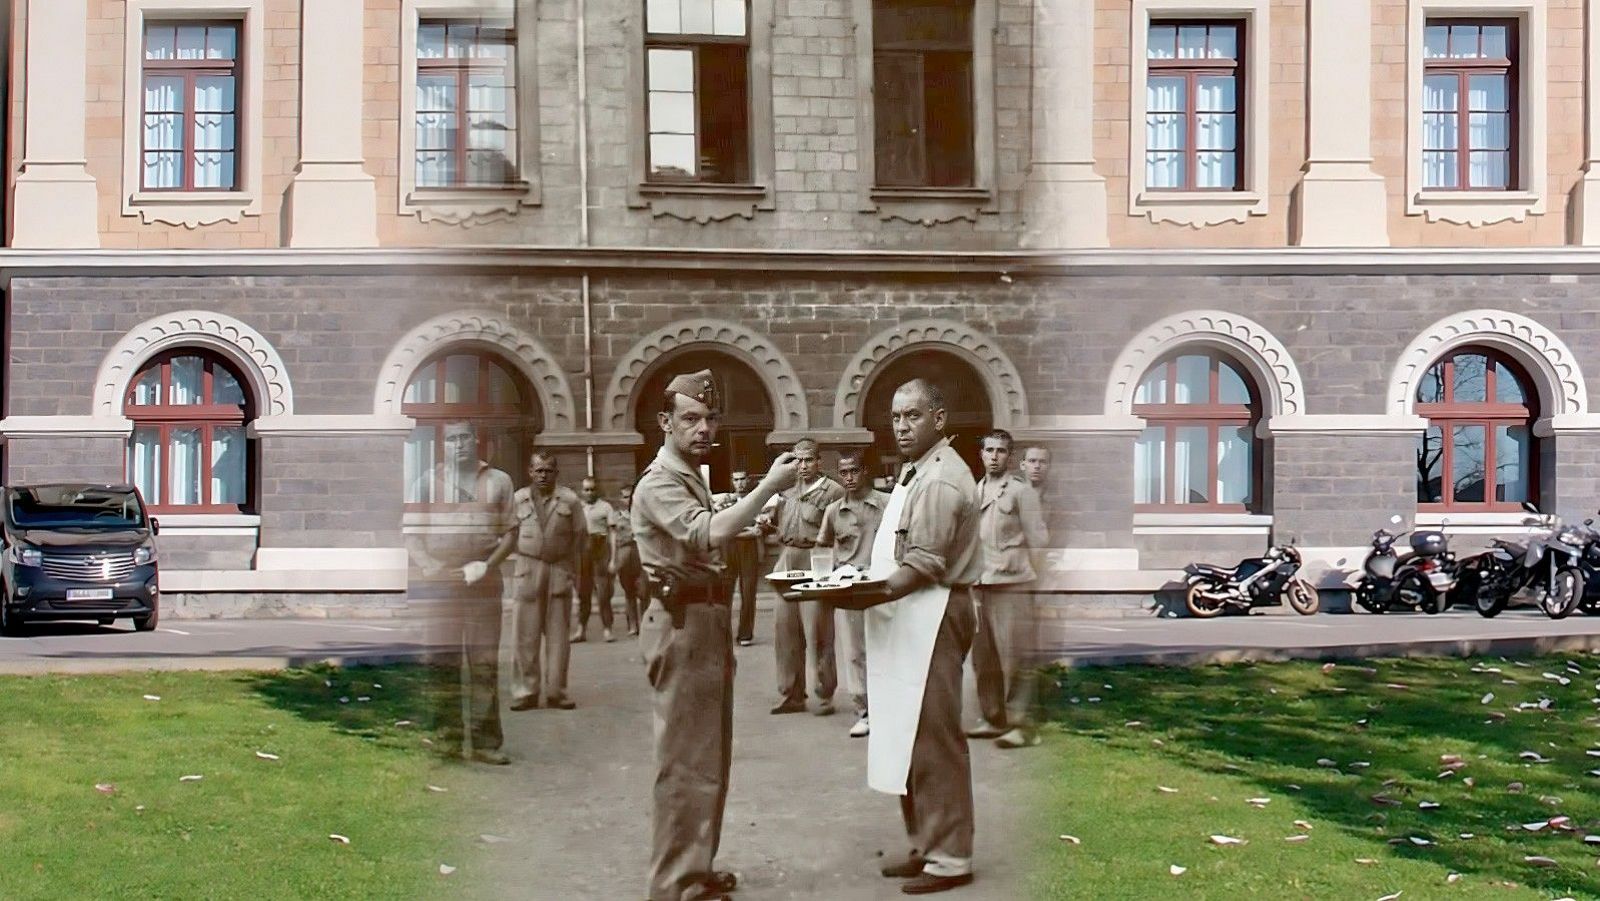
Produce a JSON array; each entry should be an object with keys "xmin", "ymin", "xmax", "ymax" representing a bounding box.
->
[{"xmin": 8, "ymin": 487, "xmax": 145, "ymax": 529}]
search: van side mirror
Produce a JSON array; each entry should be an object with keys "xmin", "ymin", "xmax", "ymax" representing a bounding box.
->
[{"xmin": 150, "ymin": 518, "xmax": 160, "ymax": 536}]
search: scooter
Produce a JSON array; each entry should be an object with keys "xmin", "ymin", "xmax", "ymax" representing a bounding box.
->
[
  {"xmin": 1182, "ymin": 540, "xmax": 1319, "ymax": 619},
  {"xmin": 1463, "ymin": 502, "xmax": 1585, "ymax": 620},
  {"xmin": 1355, "ymin": 515, "xmax": 1456, "ymax": 615}
]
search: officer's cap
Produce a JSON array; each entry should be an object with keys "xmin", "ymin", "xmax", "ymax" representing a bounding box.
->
[{"xmin": 665, "ymin": 369, "xmax": 721, "ymax": 411}]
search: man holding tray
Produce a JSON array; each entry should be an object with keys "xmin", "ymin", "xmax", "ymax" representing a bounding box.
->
[
  {"xmin": 816, "ymin": 448, "xmax": 891, "ymax": 738},
  {"xmin": 633, "ymin": 368, "xmax": 800, "ymax": 901},
  {"xmin": 789, "ymin": 378, "xmax": 983, "ymax": 895}
]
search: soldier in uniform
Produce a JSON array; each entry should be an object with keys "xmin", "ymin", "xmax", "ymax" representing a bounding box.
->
[
  {"xmin": 816, "ymin": 448, "xmax": 890, "ymax": 738},
  {"xmin": 574, "ymin": 476, "xmax": 619, "ymax": 643},
  {"xmin": 508, "ymin": 450, "xmax": 583, "ymax": 712},
  {"xmin": 969, "ymin": 429, "xmax": 1049, "ymax": 749},
  {"xmin": 610, "ymin": 483, "xmax": 644, "ymax": 637},
  {"xmin": 756, "ymin": 438, "xmax": 845, "ymax": 715},
  {"xmin": 633, "ymin": 369, "xmax": 799, "ymax": 901},
  {"xmin": 404, "ymin": 420, "xmax": 518, "ymax": 765},
  {"xmin": 711, "ymin": 471, "xmax": 762, "ymax": 646}
]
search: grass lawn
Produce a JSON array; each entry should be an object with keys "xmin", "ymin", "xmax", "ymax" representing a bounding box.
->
[
  {"xmin": 1027, "ymin": 653, "xmax": 1600, "ymax": 900},
  {"xmin": 0, "ymin": 664, "xmax": 486, "ymax": 900}
]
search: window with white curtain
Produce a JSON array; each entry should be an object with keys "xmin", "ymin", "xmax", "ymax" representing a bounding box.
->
[
  {"xmin": 141, "ymin": 22, "xmax": 239, "ymax": 191},
  {"xmin": 1132, "ymin": 350, "xmax": 1261, "ymax": 511},
  {"xmin": 1145, "ymin": 21, "xmax": 1242, "ymax": 191},
  {"xmin": 416, "ymin": 19, "xmax": 517, "ymax": 188},
  {"xmin": 402, "ymin": 352, "xmax": 540, "ymax": 509},
  {"xmin": 125, "ymin": 352, "xmax": 252, "ymax": 512},
  {"xmin": 1422, "ymin": 20, "xmax": 1515, "ymax": 190}
]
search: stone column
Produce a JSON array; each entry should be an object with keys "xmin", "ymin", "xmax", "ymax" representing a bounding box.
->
[
  {"xmin": 1020, "ymin": 0, "xmax": 1109, "ymax": 248},
  {"xmin": 1572, "ymin": 0, "xmax": 1600, "ymax": 244},
  {"xmin": 285, "ymin": 0, "xmax": 378, "ymax": 247},
  {"xmin": 12, "ymin": 0, "xmax": 99, "ymax": 248},
  {"xmin": 1293, "ymin": 0, "xmax": 1390, "ymax": 246}
]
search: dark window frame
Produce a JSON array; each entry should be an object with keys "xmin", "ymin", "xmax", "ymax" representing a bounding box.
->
[
  {"xmin": 1145, "ymin": 19, "xmax": 1245, "ymax": 193},
  {"xmin": 402, "ymin": 351, "xmax": 538, "ymax": 513},
  {"xmin": 1132, "ymin": 350, "xmax": 1262, "ymax": 513},
  {"xmin": 139, "ymin": 20, "xmax": 242, "ymax": 193},
  {"xmin": 871, "ymin": 0, "xmax": 976, "ymax": 188},
  {"xmin": 642, "ymin": 0, "xmax": 754, "ymax": 185},
  {"xmin": 123, "ymin": 349, "xmax": 254, "ymax": 514},
  {"xmin": 1415, "ymin": 348, "xmax": 1538, "ymax": 512},
  {"xmin": 1421, "ymin": 17, "xmax": 1519, "ymax": 192},
  {"xmin": 415, "ymin": 18, "xmax": 519, "ymax": 189}
]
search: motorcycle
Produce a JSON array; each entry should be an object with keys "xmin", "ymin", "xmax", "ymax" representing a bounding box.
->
[
  {"xmin": 1182, "ymin": 540, "xmax": 1320, "ymax": 619},
  {"xmin": 1461, "ymin": 502, "xmax": 1585, "ymax": 620},
  {"xmin": 1354, "ymin": 515, "xmax": 1457, "ymax": 615}
]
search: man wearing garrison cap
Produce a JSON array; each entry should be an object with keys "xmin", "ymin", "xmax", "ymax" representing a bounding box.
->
[{"xmin": 632, "ymin": 369, "xmax": 800, "ymax": 901}]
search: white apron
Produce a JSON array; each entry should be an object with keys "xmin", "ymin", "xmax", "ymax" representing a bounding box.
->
[{"xmin": 863, "ymin": 478, "xmax": 952, "ymax": 795}]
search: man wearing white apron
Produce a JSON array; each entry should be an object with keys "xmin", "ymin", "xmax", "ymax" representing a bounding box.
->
[{"xmin": 858, "ymin": 378, "xmax": 984, "ymax": 896}]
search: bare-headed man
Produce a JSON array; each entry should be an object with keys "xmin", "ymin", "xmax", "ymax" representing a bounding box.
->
[
  {"xmin": 816, "ymin": 448, "xmax": 890, "ymax": 738},
  {"xmin": 1019, "ymin": 444, "xmax": 1051, "ymax": 501},
  {"xmin": 508, "ymin": 451, "xmax": 583, "ymax": 711}
]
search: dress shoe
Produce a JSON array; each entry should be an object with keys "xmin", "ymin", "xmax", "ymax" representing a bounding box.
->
[
  {"xmin": 547, "ymin": 696, "xmax": 576, "ymax": 710},
  {"xmin": 814, "ymin": 700, "xmax": 836, "ymax": 717},
  {"xmin": 700, "ymin": 871, "xmax": 737, "ymax": 893},
  {"xmin": 470, "ymin": 748, "xmax": 511, "ymax": 766},
  {"xmin": 678, "ymin": 884, "xmax": 729, "ymax": 901},
  {"xmin": 881, "ymin": 853, "xmax": 926, "ymax": 878},
  {"xmin": 603, "ymin": 628, "xmax": 615, "ymax": 643},
  {"xmin": 509, "ymin": 697, "xmax": 540, "ymax": 711},
  {"xmin": 849, "ymin": 716, "xmax": 870, "ymax": 738},
  {"xmin": 769, "ymin": 699, "xmax": 807, "ymax": 715},
  {"xmin": 965, "ymin": 720, "xmax": 1004, "ymax": 739},
  {"xmin": 628, "ymin": 628, "xmax": 640, "ymax": 637},
  {"xmin": 737, "ymin": 637, "xmax": 754, "ymax": 647},
  {"xmin": 570, "ymin": 630, "xmax": 587, "ymax": 643},
  {"xmin": 995, "ymin": 727, "xmax": 1041, "ymax": 749},
  {"xmin": 901, "ymin": 872, "xmax": 974, "ymax": 895}
]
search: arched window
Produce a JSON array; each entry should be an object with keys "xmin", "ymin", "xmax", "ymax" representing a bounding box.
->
[
  {"xmin": 125, "ymin": 350, "xmax": 253, "ymax": 513},
  {"xmin": 1132, "ymin": 350, "xmax": 1261, "ymax": 511},
  {"xmin": 403, "ymin": 351, "xmax": 540, "ymax": 507},
  {"xmin": 1415, "ymin": 349, "xmax": 1537, "ymax": 510}
]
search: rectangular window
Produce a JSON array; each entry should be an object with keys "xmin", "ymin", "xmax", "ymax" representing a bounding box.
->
[
  {"xmin": 872, "ymin": 0, "xmax": 974, "ymax": 187},
  {"xmin": 416, "ymin": 19, "xmax": 518, "ymax": 188},
  {"xmin": 1422, "ymin": 19, "xmax": 1515, "ymax": 190},
  {"xmin": 141, "ymin": 22, "xmax": 240, "ymax": 191},
  {"xmin": 1145, "ymin": 21, "xmax": 1242, "ymax": 191},
  {"xmin": 645, "ymin": 0, "xmax": 751, "ymax": 183}
]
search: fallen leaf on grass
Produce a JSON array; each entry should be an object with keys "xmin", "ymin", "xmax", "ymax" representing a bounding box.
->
[
  {"xmin": 1349, "ymin": 761, "xmax": 1372, "ymax": 769},
  {"xmin": 1584, "ymin": 835, "xmax": 1600, "ymax": 846},
  {"xmin": 1317, "ymin": 758, "xmax": 1338, "ymax": 768},
  {"xmin": 179, "ymin": 775, "xmax": 202, "ymax": 782},
  {"xmin": 1508, "ymin": 781, "xmax": 1525, "ymax": 793},
  {"xmin": 94, "ymin": 783, "xmax": 115, "ymax": 795},
  {"xmin": 1408, "ymin": 836, "xmax": 1433, "ymax": 846},
  {"xmin": 1522, "ymin": 821, "xmax": 1549, "ymax": 832},
  {"xmin": 1209, "ymin": 835, "xmax": 1247, "ymax": 846},
  {"xmin": 356, "ymin": 696, "xmax": 371, "ymax": 703},
  {"xmin": 1246, "ymin": 798, "xmax": 1270, "ymax": 807},
  {"xmin": 1524, "ymin": 856, "xmax": 1559, "ymax": 868},
  {"xmin": 1169, "ymin": 865, "xmax": 1186, "ymax": 876},
  {"xmin": 1355, "ymin": 858, "xmax": 1378, "ymax": 865},
  {"xmin": 1294, "ymin": 820, "xmax": 1313, "ymax": 831},
  {"xmin": 1059, "ymin": 835, "xmax": 1081, "ymax": 845},
  {"xmin": 1463, "ymin": 777, "xmax": 1477, "ymax": 788},
  {"xmin": 338, "ymin": 697, "xmax": 349, "ymax": 704},
  {"xmin": 1286, "ymin": 784, "xmax": 1303, "ymax": 792},
  {"xmin": 394, "ymin": 720, "xmax": 412, "ymax": 727},
  {"xmin": 1371, "ymin": 794, "xmax": 1403, "ymax": 807},
  {"xmin": 255, "ymin": 751, "xmax": 279, "ymax": 761},
  {"xmin": 1482, "ymin": 693, "xmax": 1495, "ymax": 704},
  {"xmin": 1385, "ymin": 683, "xmax": 1409, "ymax": 691},
  {"xmin": 1125, "ymin": 721, "xmax": 1143, "ymax": 728},
  {"xmin": 1459, "ymin": 834, "xmax": 1475, "ymax": 840},
  {"xmin": 1420, "ymin": 801, "xmax": 1440, "ymax": 810},
  {"xmin": 479, "ymin": 834, "xmax": 510, "ymax": 844},
  {"xmin": 439, "ymin": 864, "xmax": 456, "ymax": 876},
  {"xmin": 1157, "ymin": 786, "xmax": 1179, "ymax": 794},
  {"xmin": 425, "ymin": 785, "xmax": 448, "ymax": 793},
  {"xmin": 1377, "ymin": 892, "xmax": 1402, "ymax": 901},
  {"xmin": 1487, "ymin": 712, "xmax": 1508, "ymax": 722},
  {"xmin": 143, "ymin": 695, "xmax": 160, "ymax": 701},
  {"xmin": 1438, "ymin": 771, "xmax": 1456, "ymax": 780},
  {"xmin": 1284, "ymin": 835, "xmax": 1310, "ymax": 843},
  {"xmin": 328, "ymin": 834, "xmax": 350, "ymax": 844}
]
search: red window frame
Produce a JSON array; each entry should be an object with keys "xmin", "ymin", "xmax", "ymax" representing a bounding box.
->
[
  {"xmin": 1422, "ymin": 18, "xmax": 1518, "ymax": 191},
  {"xmin": 403, "ymin": 352, "xmax": 536, "ymax": 512},
  {"xmin": 1416, "ymin": 349, "xmax": 1537, "ymax": 511},
  {"xmin": 417, "ymin": 19, "xmax": 518, "ymax": 188},
  {"xmin": 124, "ymin": 350, "xmax": 253, "ymax": 514},
  {"xmin": 140, "ymin": 21, "xmax": 241, "ymax": 192},
  {"xmin": 1133, "ymin": 351, "xmax": 1260, "ymax": 513},
  {"xmin": 1146, "ymin": 19, "xmax": 1244, "ymax": 192}
]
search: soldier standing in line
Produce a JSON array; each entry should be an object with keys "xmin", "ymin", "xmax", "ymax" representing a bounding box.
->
[
  {"xmin": 573, "ymin": 475, "xmax": 618, "ymax": 643},
  {"xmin": 969, "ymin": 430, "xmax": 1049, "ymax": 749},
  {"xmin": 507, "ymin": 450, "xmax": 583, "ymax": 712},
  {"xmin": 633, "ymin": 370, "xmax": 799, "ymax": 901},
  {"xmin": 404, "ymin": 420, "xmax": 517, "ymax": 766},
  {"xmin": 1019, "ymin": 444, "xmax": 1051, "ymax": 502},
  {"xmin": 756, "ymin": 438, "xmax": 845, "ymax": 716},
  {"xmin": 712, "ymin": 470, "xmax": 763, "ymax": 647},
  {"xmin": 816, "ymin": 447, "xmax": 890, "ymax": 739},
  {"xmin": 609, "ymin": 483, "xmax": 644, "ymax": 637}
]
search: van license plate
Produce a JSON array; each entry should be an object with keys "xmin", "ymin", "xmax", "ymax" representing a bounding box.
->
[{"xmin": 66, "ymin": 589, "xmax": 113, "ymax": 601}]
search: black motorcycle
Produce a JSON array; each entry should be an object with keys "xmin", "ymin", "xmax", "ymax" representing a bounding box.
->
[
  {"xmin": 1355, "ymin": 516, "xmax": 1456, "ymax": 615},
  {"xmin": 1461, "ymin": 502, "xmax": 1586, "ymax": 620},
  {"xmin": 1182, "ymin": 541, "xmax": 1319, "ymax": 619}
]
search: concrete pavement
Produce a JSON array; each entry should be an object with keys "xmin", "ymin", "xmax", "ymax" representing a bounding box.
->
[{"xmin": 0, "ymin": 618, "xmax": 427, "ymax": 673}]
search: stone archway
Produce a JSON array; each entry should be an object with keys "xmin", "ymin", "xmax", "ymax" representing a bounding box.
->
[
  {"xmin": 859, "ymin": 347, "xmax": 995, "ymax": 481},
  {"xmin": 1104, "ymin": 310, "xmax": 1305, "ymax": 418},
  {"xmin": 832, "ymin": 319, "xmax": 1028, "ymax": 430},
  {"xmin": 94, "ymin": 310, "xmax": 294, "ymax": 419},
  {"xmin": 630, "ymin": 347, "xmax": 776, "ymax": 493},
  {"xmin": 1387, "ymin": 309, "xmax": 1587, "ymax": 420}
]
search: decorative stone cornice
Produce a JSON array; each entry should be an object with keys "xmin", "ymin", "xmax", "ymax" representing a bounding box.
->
[
  {"xmin": 93, "ymin": 311, "xmax": 293, "ymax": 418},
  {"xmin": 1106, "ymin": 310, "xmax": 1305, "ymax": 418}
]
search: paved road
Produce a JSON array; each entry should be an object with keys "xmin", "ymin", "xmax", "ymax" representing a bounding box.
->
[{"xmin": 0, "ymin": 618, "xmax": 426, "ymax": 673}]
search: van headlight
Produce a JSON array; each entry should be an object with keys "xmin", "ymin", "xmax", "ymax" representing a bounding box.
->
[
  {"xmin": 134, "ymin": 546, "xmax": 157, "ymax": 566},
  {"xmin": 6, "ymin": 546, "xmax": 41, "ymax": 567}
]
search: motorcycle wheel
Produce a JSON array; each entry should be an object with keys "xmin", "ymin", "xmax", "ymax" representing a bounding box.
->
[
  {"xmin": 1399, "ymin": 571, "xmax": 1440, "ymax": 614},
  {"xmin": 1354, "ymin": 582, "xmax": 1386, "ymax": 614},
  {"xmin": 1474, "ymin": 579, "xmax": 1508, "ymax": 618},
  {"xmin": 1286, "ymin": 579, "xmax": 1320, "ymax": 616},
  {"xmin": 1185, "ymin": 582, "xmax": 1227, "ymax": 619},
  {"xmin": 1542, "ymin": 567, "xmax": 1583, "ymax": 620}
]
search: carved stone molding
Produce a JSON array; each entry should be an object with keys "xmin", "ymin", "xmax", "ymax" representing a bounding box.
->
[
  {"xmin": 1387, "ymin": 309, "xmax": 1587, "ymax": 417},
  {"xmin": 373, "ymin": 310, "xmax": 578, "ymax": 431},
  {"xmin": 93, "ymin": 310, "xmax": 293, "ymax": 418},
  {"xmin": 600, "ymin": 319, "xmax": 808, "ymax": 433},
  {"xmin": 1105, "ymin": 310, "xmax": 1305, "ymax": 417},
  {"xmin": 832, "ymin": 319, "xmax": 1028, "ymax": 429}
]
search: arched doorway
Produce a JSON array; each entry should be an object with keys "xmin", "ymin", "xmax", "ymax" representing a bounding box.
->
[
  {"xmin": 402, "ymin": 348, "xmax": 542, "ymax": 507},
  {"xmin": 632, "ymin": 349, "xmax": 775, "ymax": 493},
  {"xmin": 861, "ymin": 349, "xmax": 993, "ymax": 482}
]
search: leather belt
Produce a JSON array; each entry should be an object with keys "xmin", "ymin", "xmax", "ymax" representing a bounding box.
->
[{"xmin": 676, "ymin": 583, "xmax": 731, "ymax": 606}]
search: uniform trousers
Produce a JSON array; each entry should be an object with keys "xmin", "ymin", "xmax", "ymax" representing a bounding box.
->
[
  {"xmin": 972, "ymin": 586, "xmax": 1039, "ymax": 730},
  {"xmin": 900, "ymin": 588, "xmax": 976, "ymax": 876},
  {"xmin": 615, "ymin": 543, "xmax": 643, "ymax": 633},
  {"xmin": 509, "ymin": 557, "xmax": 571, "ymax": 704},
  {"xmin": 725, "ymin": 536, "xmax": 761, "ymax": 642},
  {"xmin": 576, "ymin": 534, "xmax": 615, "ymax": 631},
  {"xmin": 641, "ymin": 599, "xmax": 735, "ymax": 901},
  {"xmin": 416, "ymin": 569, "xmax": 504, "ymax": 754},
  {"xmin": 773, "ymin": 545, "xmax": 835, "ymax": 704}
]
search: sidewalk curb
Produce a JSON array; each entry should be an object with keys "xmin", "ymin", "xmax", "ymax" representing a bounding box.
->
[
  {"xmin": 0, "ymin": 651, "xmax": 431, "ymax": 676},
  {"xmin": 1047, "ymin": 632, "xmax": 1600, "ymax": 668}
]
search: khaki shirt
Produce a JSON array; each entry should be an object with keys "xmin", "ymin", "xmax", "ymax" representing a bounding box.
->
[
  {"xmin": 891, "ymin": 437, "xmax": 983, "ymax": 587},
  {"xmin": 581, "ymin": 498, "xmax": 616, "ymax": 537},
  {"xmin": 818, "ymin": 488, "xmax": 891, "ymax": 570},
  {"xmin": 512, "ymin": 485, "xmax": 583, "ymax": 564},
  {"xmin": 405, "ymin": 461, "xmax": 517, "ymax": 575},
  {"xmin": 978, "ymin": 474, "xmax": 1049, "ymax": 586},
  {"xmin": 632, "ymin": 444, "xmax": 723, "ymax": 583},
  {"xmin": 771, "ymin": 477, "xmax": 845, "ymax": 548}
]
